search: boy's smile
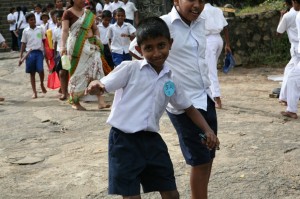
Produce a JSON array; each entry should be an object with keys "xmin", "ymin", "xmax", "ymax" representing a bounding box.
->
[
  {"xmin": 174, "ymin": 0, "xmax": 204, "ymax": 25},
  {"xmin": 137, "ymin": 36, "xmax": 173, "ymax": 73}
]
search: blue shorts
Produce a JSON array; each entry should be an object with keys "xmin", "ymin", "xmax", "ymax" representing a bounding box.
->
[
  {"xmin": 108, "ymin": 127, "xmax": 177, "ymax": 196},
  {"xmin": 167, "ymin": 96, "xmax": 218, "ymax": 166},
  {"xmin": 111, "ymin": 52, "xmax": 132, "ymax": 67},
  {"xmin": 25, "ymin": 50, "xmax": 44, "ymax": 73}
]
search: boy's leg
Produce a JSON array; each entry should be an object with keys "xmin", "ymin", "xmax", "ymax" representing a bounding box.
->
[
  {"xmin": 97, "ymin": 94, "xmax": 110, "ymax": 109},
  {"xmin": 36, "ymin": 51, "xmax": 47, "ymax": 93},
  {"xmin": 59, "ymin": 69, "xmax": 69, "ymax": 100},
  {"xmin": 167, "ymin": 96, "xmax": 217, "ymax": 199},
  {"xmin": 30, "ymin": 72, "xmax": 37, "ymax": 98},
  {"xmin": 160, "ymin": 190, "xmax": 179, "ymax": 199}
]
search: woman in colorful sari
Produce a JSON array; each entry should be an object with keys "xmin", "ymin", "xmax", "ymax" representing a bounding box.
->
[{"xmin": 61, "ymin": 0, "xmax": 110, "ymax": 110}]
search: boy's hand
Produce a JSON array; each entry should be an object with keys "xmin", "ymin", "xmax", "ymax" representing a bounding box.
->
[
  {"xmin": 85, "ymin": 80, "xmax": 105, "ymax": 95},
  {"xmin": 18, "ymin": 58, "xmax": 23, "ymax": 66},
  {"xmin": 202, "ymin": 131, "xmax": 220, "ymax": 150}
]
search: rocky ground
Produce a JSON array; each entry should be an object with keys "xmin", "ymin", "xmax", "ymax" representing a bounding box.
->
[{"xmin": 0, "ymin": 52, "xmax": 299, "ymax": 199}]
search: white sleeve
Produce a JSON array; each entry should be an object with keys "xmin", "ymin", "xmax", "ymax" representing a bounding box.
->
[
  {"xmin": 0, "ymin": 33, "xmax": 5, "ymax": 43},
  {"xmin": 96, "ymin": 3, "xmax": 103, "ymax": 13},
  {"xmin": 128, "ymin": 24, "xmax": 136, "ymax": 34},
  {"xmin": 129, "ymin": 38, "xmax": 143, "ymax": 59},
  {"xmin": 277, "ymin": 15, "xmax": 288, "ymax": 34}
]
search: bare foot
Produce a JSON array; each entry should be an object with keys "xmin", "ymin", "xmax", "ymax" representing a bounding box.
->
[
  {"xmin": 0, "ymin": 97, "xmax": 4, "ymax": 101},
  {"xmin": 59, "ymin": 94, "xmax": 67, "ymax": 101},
  {"xmin": 280, "ymin": 111, "xmax": 298, "ymax": 119},
  {"xmin": 98, "ymin": 104, "xmax": 111, "ymax": 109},
  {"xmin": 41, "ymin": 85, "xmax": 47, "ymax": 94},
  {"xmin": 72, "ymin": 103, "xmax": 86, "ymax": 111},
  {"xmin": 58, "ymin": 88, "xmax": 62, "ymax": 94},
  {"xmin": 32, "ymin": 93, "xmax": 37, "ymax": 99},
  {"xmin": 279, "ymin": 100, "xmax": 287, "ymax": 106},
  {"xmin": 214, "ymin": 97, "xmax": 222, "ymax": 109}
]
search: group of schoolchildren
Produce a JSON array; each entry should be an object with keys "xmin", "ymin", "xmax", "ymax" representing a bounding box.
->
[
  {"xmin": 277, "ymin": 0, "xmax": 300, "ymax": 119},
  {"xmin": 8, "ymin": 0, "xmax": 225, "ymax": 198}
]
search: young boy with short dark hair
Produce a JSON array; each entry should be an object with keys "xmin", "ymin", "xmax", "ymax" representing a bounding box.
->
[
  {"xmin": 107, "ymin": 7, "xmax": 135, "ymax": 66},
  {"xmin": 87, "ymin": 16, "xmax": 219, "ymax": 198},
  {"xmin": 19, "ymin": 12, "xmax": 47, "ymax": 99}
]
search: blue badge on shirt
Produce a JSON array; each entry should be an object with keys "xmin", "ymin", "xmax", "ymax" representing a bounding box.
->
[{"xmin": 164, "ymin": 80, "xmax": 175, "ymax": 97}]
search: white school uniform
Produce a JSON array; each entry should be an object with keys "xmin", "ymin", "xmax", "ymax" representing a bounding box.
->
[
  {"xmin": 111, "ymin": 1, "xmax": 124, "ymax": 13},
  {"xmin": 101, "ymin": 59, "xmax": 192, "ymax": 133},
  {"xmin": 103, "ymin": 3, "xmax": 113, "ymax": 13},
  {"xmin": 96, "ymin": 3, "xmax": 103, "ymax": 14},
  {"xmin": 277, "ymin": 7, "xmax": 299, "ymax": 102},
  {"xmin": 0, "ymin": 33, "xmax": 5, "ymax": 43},
  {"xmin": 98, "ymin": 23, "xmax": 111, "ymax": 45},
  {"xmin": 107, "ymin": 22, "xmax": 136, "ymax": 54},
  {"xmin": 21, "ymin": 26, "xmax": 45, "ymax": 52},
  {"xmin": 34, "ymin": 12, "xmax": 42, "ymax": 26},
  {"xmin": 200, "ymin": 3, "xmax": 228, "ymax": 98},
  {"xmin": 122, "ymin": 1, "xmax": 137, "ymax": 21},
  {"xmin": 52, "ymin": 26, "xmax": 62, "ymax": 52},
  {"xmin": 7, "ymin": 13, "xmax": 16, "ymax": 31}
]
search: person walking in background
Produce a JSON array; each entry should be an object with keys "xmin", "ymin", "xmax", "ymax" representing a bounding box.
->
[
  {"xmin": 122, "ymin": 0, "xmax": 139, "ymax": 26},
  {"xmin": 14, "ymin": 6, "xmax": 27, "ymax": 50},
  {"xmin": 277, "ymin": 0, "xmax": 298, "ymax": 106},
  {"xmin": 0, "ymin": 32, "xmax": 8, "ymax": 102},
  {"xmin": 19, "ymin": 13, "xmax": 47, "ymax": 99},
  {"xmin": 200, "ymin": 0, "xmax": 231, "ymax": 109},
  {"xmin": 107, "ymin": 7, "xmax": 136, "ymax": 66},
  {"xmin": 61, "ymin": 0, "xmax": 110, "ymax": 110},
  {"xmin": 7, "ymin": 7, "xmax": 19, "ymax": 51},
  {"xmin": 34, "ymin": 4, "xmax": 43, "ymax": 26}
]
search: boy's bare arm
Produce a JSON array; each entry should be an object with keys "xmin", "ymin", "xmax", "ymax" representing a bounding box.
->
[
  {"xmin": 222, "ymin": 26, "xmax": 231, "ymax": 53},
  {"xmin": 18, "ymin": 43, "xmax": 26, "ymax": 66},
  {"xmin": 85, "ymin": 80, "xmax": 106, "ymax": 95},
  {"xmin": 184, "ymin": 105, "xmax": 220, "ymax": 149}
]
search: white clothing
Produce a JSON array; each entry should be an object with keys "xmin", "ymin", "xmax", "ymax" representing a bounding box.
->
[
  {"xmin": 34, "ymin": 12, "xmax": 43, "ymax": 26},
  {"xmin": 0, "ymin": 33, "xmax": 5, "ymax": 43},
  {"xmin": 107, "ymin": 22, "xmax": 136, "ymax": 54},
  {"xmin": 279, "ymin": 9, "xmax": 300, "ymax": 101},
  {"xmin": 161, "ymin": 7, "xmax": 211, "ymax": 113},
  {"xmin": 52, "ymin": 26, "xmax": 62, "ymax": 52},
  {"xmin": 7, "ymin": 13, "xmax": 16, "ymax": 31},
  {"xmin": 101, "ymin": 59, "xmax": 192, "ymax": 133},
  {"xmin": 206, "ymin": 34, "xmax": 223, "ymax": 97},
  {"xmin": 14, "ymin": 11, "xmax": 27, "ymax": 29},
  {"xmin": 200, "ymin": 3, "xmax": 228, "ymax": 36},
  {"xmin": 122, "ymin": 1, "xmax": 137, "ymax": 21},
  {"xmin": 21, "ymin": 26, "xmax": 45, "ymax": 52},
  {"xmin": 98, "ymin": 23, "xmax": 111, "ymax": 45},
  {"xmin": 96, "ymin": 3, "xmax": 103, "ymax": 14},
  {"xmin": 111, "ymin": 1, "xmax": 124, "ymax": 12},
  {"xmin": 286, "ymin": 63, "xmax": 300, "ymax": 113},
  {"xmin": 103, "ymin": 3, "xmax": 113, "ymax": 13}
]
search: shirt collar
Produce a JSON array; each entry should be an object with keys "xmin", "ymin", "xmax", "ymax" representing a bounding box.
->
[
  {"xmin": 169, "ymin": 6, "xmax": 203, "ymax": 26},
  {"xmin": 140, "ymin": 59, "xmax": 172, "ymax": 77}
]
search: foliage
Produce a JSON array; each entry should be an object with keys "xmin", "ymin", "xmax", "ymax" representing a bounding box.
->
[{"xmin": 236, "ymin": 0, "xmax": 284, "ymax": 15}]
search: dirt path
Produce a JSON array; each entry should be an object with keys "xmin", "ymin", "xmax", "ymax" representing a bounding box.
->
[{"xmin": 0, "ymin": 54, "xmax": 299, "ymax": 199}]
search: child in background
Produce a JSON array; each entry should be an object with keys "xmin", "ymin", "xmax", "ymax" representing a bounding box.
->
[
  {"xmin": 19, "ymin": 12, "xmax": 47, "ymax": 98},
  {"xmin": 40, "ymin": 12, "xmax": 50, "ymax": 31},
  {"xmin": 34, "ymin": 4, "xmax": 43, "ymax": 26},
  {"xmin": 53, "ymin": 10, "xmax": 68, "ymax": 100},
  {"xmin": 98, "ymin": 10, "xmax": 114, "ymax": 70},
  {"xmin": 107, "ymin": 7, "xmax": 135, "ymax": 66},
  {"xmin": 86, "ymin": 17, "xmax": 219, "ymax": 198}
]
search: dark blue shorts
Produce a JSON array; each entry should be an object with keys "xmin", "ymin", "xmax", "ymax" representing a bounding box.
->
[
  {"xmin": 111, "ymin": 52, "xmax": 132, "ymax": 67},
  {"xmin": 25, "ymin": 50, "xmax": 44, "ymax": 73},
  {"xmin": 167, "ymin": 96, "xmax": 218, "ymax": 166},
  {"xmin": 108, "ymin": 127, "xmax": 177, "ymax": 196},
  {"xmin": 54, "ymin": 53, "xmax": 63, "ymax": 73}
]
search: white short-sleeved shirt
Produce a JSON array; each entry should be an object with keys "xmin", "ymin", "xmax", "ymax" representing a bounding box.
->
[
  {"xmin": 111, "ymin": 1, "xmax": 124, "ymax": 12},
  {"xmin": 52, "ymin": 26, "xmax": 62, "ymax": 52},
  {"xmin": 34, "ymin": 12, "xmax": 43, "ymax": 26},
  {"xmin": 101, "ymin": 59, "xmax": 192, "ymax": 133},
  {"xmin": 277, "ymin": 8, "xmax": 298, "ymax": 55},
  {"xmin": 16, "ymin": 12, "xmax": 28, "ymax": 29},
  {"xmin": 7, "ymin": 13, "xmax": 16, "ymax": 31},
  {"xmin": 98, "ymin": 23, "xmax": 111, "ymax": 45},
  {"xmin": 162, "ymin": 7, "xmax": 211, "ymax": 113},
  {"xmin": 0, "ymin": 33, "xmax": 5, "ymax": 43},
  {"xmin": 107, "ymin": 22, "xmax": 136, "ymax": 54},
  {"xmin": 103, "ymin": 3, "xmax": 113, "ymax": 13},
  {"xmin": 122, "ymin": 1, "xmax": 137, "ymax": 20},
  {"xmin": 96, "ymin": 3, "xmax": 103, "ymax": 14},
  {"xmin": 200, "ymin": 3, "xmax": 228, "ymax": 35},
  {"xmin": 21, "ymin": 26, "xmax": 45, "ymax": 52}
]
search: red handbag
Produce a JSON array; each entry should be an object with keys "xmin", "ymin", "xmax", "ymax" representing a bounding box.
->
[{"xmin": 47, "ymin": 72, "xmax": 61, "ymax": 89}]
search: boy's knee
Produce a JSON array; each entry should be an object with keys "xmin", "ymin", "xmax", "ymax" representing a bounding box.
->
[{"xmin": 160, "ymin": 190, "xmax": 179, "ymax": 199}]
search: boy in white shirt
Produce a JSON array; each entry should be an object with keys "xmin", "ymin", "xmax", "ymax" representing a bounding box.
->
[
  {"xmin": 103, "ymin": 0, "xmax": 113, "ymax": 13},
  {"xmin": 86, "ymin": 16, "xmax": 219, "ymax": 198},
  {"xmin": 19, "ymin": 13, "xmax": 47, "ymax": 99},
  {"xmin": 34, "ymin": 4, "xmax": 43, "ymax": 26},
  {"xmin": 107, "ymin": 8, "xmax": 136, "ymax": 66},
  {"xmin": 111, "ymin": 0, "xmax": 124, "ymax": 13},
  {"xmin": 97, "ymin": 10, "xmax": 114, "ymax": 69},
  {"xmin": 122, "ymin": 0, "xmax": 139, "ymax": 26}
]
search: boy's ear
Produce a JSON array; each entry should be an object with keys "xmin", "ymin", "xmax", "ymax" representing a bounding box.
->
[
  {"xmin": 135, "ymin": 45, "xmax": 143, "ymax": 56},
  {"xmin": 169, "ymin": 38, "xmax": 173, "ymax": 50}
]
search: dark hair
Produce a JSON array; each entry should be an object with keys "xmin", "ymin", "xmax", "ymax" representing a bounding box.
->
[
  {"xmin": 136, "ymin": 17, "xmax": 171, "ymax": 46},
  {"xmin": 50, "ymin": 9, "xmax": 57, "ymax": 16},
  {"xmin": 9, "ymin": 7, "xmax": 15, "ymax": 13},
  {"xmin": 56, "ymin": 10, "xmax": 64, "ymax": 18},
  {"xmin": 47, "ymin": 3, "xmax": 55, "ymax": 9},
  {"xmin": 70, "ymin": 0, "xmax": 74, "ymax": 6},
  {"xmin": 25, "ymin": 12, "xmax": 35, "ymax": 22},
  {"xmin": 115, "ymin": 7, "xmax": 125, "ymax": 14},
  {"xmin": 285, "ymin": 0, "xmax": 292, "ymax": 5},
  {"xmin": 35, "ymin": 3, "xmax": 42, "ymax": 9},
  {"xmin": 102, "ymin": 10, "xmax": 112, "ymax": 18}
]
